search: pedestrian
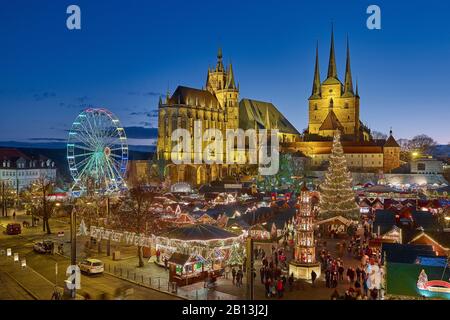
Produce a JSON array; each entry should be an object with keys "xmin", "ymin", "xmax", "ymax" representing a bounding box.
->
[
  {"xmin": 232, "ymin": 267, "xmax": 236, "ymax": 285},
  {"xmin": 325, "ymin": 270, "xmax": 331, "ymax": 288},
  {"xmin": 265, "ymin": 279, "xmax": 271, "ymax": 297},
  {"xmin": 311, "ymin": 270, "xmax": 317, "ymax": 287},
  {"xmin": 356, "ymin": 266, "xmax": 361, "ymax": 282},
  {"xmin": 363, "ymin": 277, "xmax": 369, "ymax": 297},
  {"xmin": 13, "ymin": 211, "xmax": 16, "ymax": 220},
  {"xmin": 237, "ymin": 269, "xmax": 243, "ymax": 287},
  {"xmin": 276, "ymin": 278, "xmax": 284, "ymax": 298},
  {"xmin": 288, "ymin": 273, "xmax": 294, "ymax": 291},
  {"xmin": 260, "ymin": 266, "xmax": 265, "ymax": 284},
  {"xmin": 338, "ymin": 265, "xmax": 344, "ymax": 281},
  {"xmin": 332, "ymin": 271, "xmax": 338, "ymax": 288},
  {"xmin": 225, "ymin": 264, "xmax": 230, "ymax": 280}
]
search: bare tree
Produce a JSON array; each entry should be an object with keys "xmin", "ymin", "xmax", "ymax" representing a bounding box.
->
[
  {"xmin": 113, "ymin": 180, "xmax": 157, "ymax": 267},
  {"xmin": 372, "ymin": 131, "xmax": 388, "ymax": 140},
  {"xmin": 30, "ymin": 176, "xmax": 55, "ymax": 234},
  {"xmin": 1, "ymin": 181, "xmax": 16, "ymax": 217},
  {"xmin": 408, "ymin": 134, "xmax": 437, "ymax": 155}
]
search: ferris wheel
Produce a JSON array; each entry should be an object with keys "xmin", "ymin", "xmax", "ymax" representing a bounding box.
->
[{"xmin": 67, "ymin": 108, "xmax": 128, "ymax": 195}]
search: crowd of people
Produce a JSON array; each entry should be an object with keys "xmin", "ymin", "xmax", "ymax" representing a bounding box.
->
[{"xmin": 319, "ymin": 236, "xmax": 384, "ymax": 300}]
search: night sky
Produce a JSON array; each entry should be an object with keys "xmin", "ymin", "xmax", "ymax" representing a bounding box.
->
[{"xmin": 1, "ymin": 0, "xmax": 449, "ymax": 146}]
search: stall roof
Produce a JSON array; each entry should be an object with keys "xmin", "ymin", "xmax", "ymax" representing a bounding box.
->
[
  {"xmin": 316, "ymin": 216, "xmax": 354, "ymax": 226},
  {"xmin": 168, "ymin": 252, "xmax": 191, "ymax": 265},
  {"xmin": 161, "ymin": 224, "xmax": 240, "ymax": 241}
]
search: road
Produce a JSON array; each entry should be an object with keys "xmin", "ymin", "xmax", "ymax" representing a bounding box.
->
[{"xmin": 0, "ymin": 216, "xmax": 180, "ymax": 300}]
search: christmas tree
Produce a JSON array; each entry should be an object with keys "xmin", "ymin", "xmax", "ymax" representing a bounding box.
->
[
  {"xmin": 227, "ymin": 243, "xmax": 244, "ymax": 266},
  {"xmin": 319, "ymin": 131, "xmax": 359, "ymax": 220}
]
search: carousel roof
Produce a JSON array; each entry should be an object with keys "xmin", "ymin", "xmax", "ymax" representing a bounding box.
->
[{"xmin": 161, "ymin": 224, "xmax": 240, "ymax": 241}]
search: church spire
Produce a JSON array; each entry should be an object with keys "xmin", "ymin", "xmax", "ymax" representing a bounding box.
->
[
  {"xmin": 327, "ymin": 25, "xmax": 337, "ymax": 79},
  {"xmin": 216, "ymin": 47, "xmax": 224, "ymax": 72},
  {"xmin": 343, "ymin": 37, "xmax": 354, "ymax": 95},
  {"xmin": 355, "ymin": 79, "xmax": 359, "ymax": 97},
  {"xmin": 165, "ymin": 85, "xmax": 170, "ymax": 104},
  {"xmin": 311, "ymin": 42, "xmax": 321, "ymax": 98},
  {"xmin": 226, "ymin": 62, "xmax": 236, "ymax": 89}
]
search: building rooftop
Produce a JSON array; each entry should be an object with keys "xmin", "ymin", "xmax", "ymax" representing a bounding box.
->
[{"xmin": 239, "ymin": 99, "xmax": 300, "ymax": 135}]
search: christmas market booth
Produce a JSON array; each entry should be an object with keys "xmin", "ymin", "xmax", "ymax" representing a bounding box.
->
[
  {"xmin": 155, "ymin": 224, "xmax": 244, "ymax": 286},
  {"xmin": 315, "ymin": 216, "xmax": 355, "ymax": 239}
]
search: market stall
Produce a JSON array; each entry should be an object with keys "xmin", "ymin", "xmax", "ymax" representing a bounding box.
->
[{"xmin": 155, "ymin": 224, "xmax": 243, "ymax": 286}]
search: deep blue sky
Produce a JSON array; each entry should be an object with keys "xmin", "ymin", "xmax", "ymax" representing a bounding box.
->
[{"xmin": 0, "ymin": 0, "xmax": 449, "ymax": 145}]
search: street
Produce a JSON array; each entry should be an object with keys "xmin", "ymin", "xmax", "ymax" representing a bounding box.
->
[{"xmin": 0, "ymin": 214, "xmax": 180, "ymax": 300}]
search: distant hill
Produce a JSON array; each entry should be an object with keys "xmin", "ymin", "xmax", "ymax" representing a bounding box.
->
[
  {"xmin": 430, "ymin": 144, "xmax": 450, "ymax": 160},
  {"xmin": 0, "ymin": 145, "xmax": 155, "ymax": 184}
]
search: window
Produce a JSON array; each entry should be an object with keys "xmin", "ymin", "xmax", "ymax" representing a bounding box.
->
[{"xmin": 417, "ymin": 163, "xmax": 426, "ymax": 171}]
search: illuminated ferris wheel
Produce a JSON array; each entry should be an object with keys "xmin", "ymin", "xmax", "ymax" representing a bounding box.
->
[{"xmin": 67, "ymin": 108, "xmax": 128, "ymax": 195}]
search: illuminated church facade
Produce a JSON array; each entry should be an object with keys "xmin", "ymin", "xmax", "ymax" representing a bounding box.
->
[
  {"xmin": 282, "ymin": 30, "xmax": 401, "ymax": 173},
  {"xmin": 156, "ymin": 49, "xmax": 300, "ymax": 185},
  {"xmin": 156, "ymin": 31, "xmax": 401, "ymax": 185}
]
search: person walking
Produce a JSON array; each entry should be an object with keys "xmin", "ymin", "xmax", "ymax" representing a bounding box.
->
[
  {"xmin": 225, "ymin": 264, "xmax": 230, "ymax": 280},
  {"xmin": 288, "ymin": 273, "xmax": 294, "ymax": 291},
  {"xmin": 332, "ymin": 271, "xmax": 338, "ymax": 288},
  {"xmin": 264, "ymin": 278, "xmax": 271, "ymax": 297},
  {"xmin": 237, "ymin": 269, "xmax": 243, "ymax": 287},
  {"xmin": 260, "ymin": 266, "xmax": 265, "ymax": 284},
  {"xmin": 13, "ymin": 211, "xmax": 16, "ymax": 220},
  {"xmin": 232, "ymin": 267, "xmax": 236, "ymax": 285},
  {"xmin": 276, "ymin": 278, "xmax": 284, "ymax": 298},
  {"xmin": 311, "ymin": 270, "xmax": 317, "ymax": 287},
  {"xmin": 325, "ymin": 270, "xmax": 331, "ymax": 288},
  {"xmin": 338, "ymin": 265, "xmax": 345, "ymax": 282}
]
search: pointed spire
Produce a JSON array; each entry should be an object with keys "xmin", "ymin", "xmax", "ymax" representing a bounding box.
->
[
  {"xmin": 311, "ymin": 42, "xmax": 321, "ymax": 98},
  {"xmin": 355, "ymin": 79, "xmax": 359, "ymax": 97},
  {"xmin": 226, "ymin": 63, "xmax": 236, "ymax": 89},
  {"xmin": 158, "ymin": 95, "xmax": 162, "ymax": 106},
  {"xmin": 343, "ymin": 36, "xmax": 354, "ymax": 95},
  {"xmin": 165, "ymin": 85, "xmax": 170, "ymax": 104},
  {"xmin": 205, "ymin": 67, "xmax": 210, "ymax": 88},
  {"xmin": 327, "ymin": 24, "xmax": 337, "ymax": 79},
  {"xmin": 216, "ymin": 47, "xmax": 224, "ymax": 72}
]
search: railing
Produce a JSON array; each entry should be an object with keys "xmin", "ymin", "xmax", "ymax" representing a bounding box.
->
[{"xmin": 104, "ymin": 263, "xmax": 227, "ymax": 300}]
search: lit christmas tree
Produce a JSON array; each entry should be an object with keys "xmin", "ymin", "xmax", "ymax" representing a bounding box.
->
[
  {"xmin": 227, "ymin": 243, "xmax": 244, "ymax": 266},
  {"xmin": 319, "ymin": 131, "xmax": 359, "ymax": 220}
]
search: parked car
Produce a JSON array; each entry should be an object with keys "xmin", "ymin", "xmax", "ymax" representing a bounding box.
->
[
  {"xmin": 6, "ymin": 223, "xmax": 21, "ymax": 235},
  {"xmin": 78, "ymin": 259, "xmax": 104, "ymax": 275},
  {"xmin": 33, "ymin": 240, "xmax": 54, "ymax": 254}
]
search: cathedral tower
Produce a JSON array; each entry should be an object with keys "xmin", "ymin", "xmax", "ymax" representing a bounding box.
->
[
  {"xmin": 308, "ymin": 29, "xmax": 367, "ymax": 141},
  {"xmin": 206, "ymin": 48, "xmax": 239, "ymax": 129}
]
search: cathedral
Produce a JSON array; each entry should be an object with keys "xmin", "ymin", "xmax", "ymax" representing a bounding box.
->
[
  {"xmin": 283, "ymin": 29, "xmax": 401, "ymax": 173},
  {"xmin": 156, "ymin": 49, "xmax": 300, "ymax": 185},
  {"xmin": 156, "ymin": 30, "xmax": 401, "ymax": 186}
]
